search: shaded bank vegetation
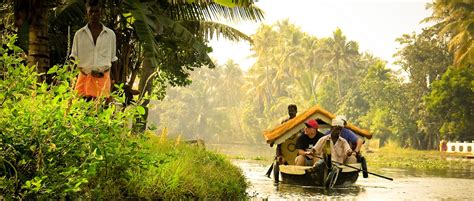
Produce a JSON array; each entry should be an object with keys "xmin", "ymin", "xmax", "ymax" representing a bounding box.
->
[
  {"xmin": 365, "ymin": 144, "xmax": 472, "ymax": 171},
  {"xmin": 0, "ymin": 38, "xmax": 247, "ymax": 199}
]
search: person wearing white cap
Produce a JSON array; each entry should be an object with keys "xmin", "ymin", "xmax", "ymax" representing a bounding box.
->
[
  {"xmin": 335, "ymin": 115, "xmax": 368, "ymax": 177},
  {"xmin": 332, "ymin": 115, "xmax": 364, "ymax": 163},
  {"xmin": 311, "ymin": 118, "xmax": 353, "ymax": 164}
]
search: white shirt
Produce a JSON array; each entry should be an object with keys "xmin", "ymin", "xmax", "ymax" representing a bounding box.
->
[
  {"xmin": 312, "ymin": 135, "xmax": 352, "ymax": 164},
  {"xmin": 70, "ymin": 24, "xmax": 118, "ymax": 74}
]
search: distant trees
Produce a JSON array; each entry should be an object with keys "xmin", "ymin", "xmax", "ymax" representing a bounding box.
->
[
  {"xmin": 394, "ymin": 29, "xmax": 453, "ymax": 149},
  {"xmin": 152, "ymin": 21, "xmax": 373, "ymax": 144},
  {"xmin": 319, "ymin": 28, "xmax": 360, "ymax": 101},
  {"xmin": 155, "ymin": 17, "xmax": 472, "ymax": 148},
  {"xmin": 425, "ymin": 67, "xmax": 474, "ymax": 142}
]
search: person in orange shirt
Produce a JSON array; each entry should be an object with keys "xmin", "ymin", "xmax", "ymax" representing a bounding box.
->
[{"xmin": 70, "ymin": 0, "xmax": 117, "ymax": 100}]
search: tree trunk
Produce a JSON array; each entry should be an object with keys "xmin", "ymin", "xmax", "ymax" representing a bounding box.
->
[
  {"xmin": 28, "ymin": 2, "xmax": 49, "ymax": 82},
  {"xmin": 137, "ymin": 58, "xmax": 155, "ymax": 131},
  {"xmin": 334, "ymin": 59, "xmax": 342, "ymax": 101}
]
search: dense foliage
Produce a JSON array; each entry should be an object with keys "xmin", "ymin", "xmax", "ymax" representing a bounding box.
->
[
  {"xmin": 150, "ymin": 19, "xmax": 473, "ymax": 149},
  {"xmin": 0, "ymin": 35, "xmax": 145, "ymax": 198},
  {"xmin": 0, "ymin": 36, "xmax": 247, "ymax": 199},
  {"xmin": 424, "ymin": 67, "xmax": 474, "ymax": 141}
]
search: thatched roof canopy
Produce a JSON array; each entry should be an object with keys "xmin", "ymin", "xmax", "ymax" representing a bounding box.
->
[{"xmin": 263, "ymin": 105, "xmax": 372, "ymax": 144}]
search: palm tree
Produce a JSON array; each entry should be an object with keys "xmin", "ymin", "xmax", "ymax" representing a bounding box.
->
[
  {"xmin": 248, "ymin": 25, "xmax": 279, "ymax": 109},
  {"xmin": 219, "ymin": 60, "xmax": 244, "ymax": 106},
  {"xmin": 319, "ymin": 28, "xmax": 359, "ymax": 101},
  {"xmin": 4, "ymin": 0, "xmax": 55, "ymax": 81},
  {"xmin": 2, "ymin": 0, "xmax": 263, "ymax": 130},
  {"xmin": 424, "ymin": 0, "xmax": 474, "ymax": 67},
  {"xmin": 2, "ymin": 0, "xmax": 263, "ymax": 83}
]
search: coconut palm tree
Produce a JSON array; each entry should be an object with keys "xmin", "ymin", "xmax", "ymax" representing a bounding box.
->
[
  {"xmin": 319, "ymin": 28, "xmax": 359, "ymax": 101},
  {"xmin": 2, "ymin": 0, "xmax": 263, "ymax": 84},
  {"xmin": 1, "ymin": 0, "xmax": 56, "ymax": 81},
  {"xmin": 424, "ymin": 0, "xmax": 474, "ymax": 67}
]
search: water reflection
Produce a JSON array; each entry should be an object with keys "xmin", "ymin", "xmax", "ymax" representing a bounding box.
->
[
  {"xmin": 236, "ymin": 159, "xmax": 474, "ymax": 200},
  {"xmin": 276, "ymin": 184, "xmax": 364, "ymax": 198},
  {"xmin": 209, "ymin": 144, "xmax": 474, "ymax": 200},
  {"xmin": 379, "ymin": 167, "xmax": 474, "ymax": 179}
]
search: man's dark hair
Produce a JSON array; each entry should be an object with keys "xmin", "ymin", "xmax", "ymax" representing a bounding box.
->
[
  {"xmin": 87, "ymin": 0, "xmax": 101, "ymax": 7},
  {"xmin": 288, "ymin": 104, "xmax": 297, "ymax": 110}
]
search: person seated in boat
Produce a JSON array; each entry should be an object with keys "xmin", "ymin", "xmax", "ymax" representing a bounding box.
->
[
  {"xmin": 294, "ymin": 119, "xmax": 324, "ymax": 166},
  {"xmin": 331, "ymin": 115, "xmax": 364, "ymax": 163},
  {"xmin": 312, "ymin": 118, "xmax": 353, "ymax": 164}
]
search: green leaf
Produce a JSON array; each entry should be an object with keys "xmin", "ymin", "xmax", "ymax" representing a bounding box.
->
[
  {"xmin": 47, "ymin": 65, "xmax": 58, "ymax": 75},
  {"xmin": 137, "ymin": 105, "xmax": 146, "ymax": 115}
]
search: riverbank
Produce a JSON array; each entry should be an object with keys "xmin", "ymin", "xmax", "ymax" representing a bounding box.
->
[
  {"xmin": 365, "ymin": 145, "xmax": 472, "ymax": 170},
  {"xmin": 126, "ymin": 133, "xmax": 248, "ymax": 199},
  {"xmin": 211, "ymin": 143, "xmax": 472, "ymax": 171}
]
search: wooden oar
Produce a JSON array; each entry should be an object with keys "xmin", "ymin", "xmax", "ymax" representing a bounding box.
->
[
  {"xmin": 314, "ymin": 155, "xmax": 394, "ymax": 181},
  {"xmin": 265, "ymin": 163, "xmax": 273, "ymax": 177}
]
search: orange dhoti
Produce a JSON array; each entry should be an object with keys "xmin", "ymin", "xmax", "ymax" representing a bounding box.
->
[{"xmin": 75, "ymin": 71, "xmax": 111, "ymax": 98}]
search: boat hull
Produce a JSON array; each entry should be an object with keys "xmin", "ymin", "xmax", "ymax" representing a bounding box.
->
[{"xmin": 279, "ymin": 164, "xmax": 359, "ymax": 187}]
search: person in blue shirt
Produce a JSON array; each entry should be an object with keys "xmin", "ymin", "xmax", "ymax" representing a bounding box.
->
[
  {"xmin": 332, "ymin": 115, "xmax": 368, "ymax": 177},
  {"xmin": 326, "ymin": 116, "xmax": 363, "ymax": 155}
]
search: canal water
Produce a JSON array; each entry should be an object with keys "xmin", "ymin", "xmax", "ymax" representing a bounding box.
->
[{"xmin": 208, "ymin": 143, "xmax": 474, "ymax": 200}]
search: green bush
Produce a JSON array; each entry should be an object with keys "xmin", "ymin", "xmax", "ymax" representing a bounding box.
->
[
  {"xmin": 0, "ymin": 35, "xmax": 146, "ymax": 199},
  {"xmin": 0, "ymin": 35, "xmax": 248, "ymax": 199}
]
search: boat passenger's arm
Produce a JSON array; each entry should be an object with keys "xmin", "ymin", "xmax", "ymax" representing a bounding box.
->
[
  {"xmin": 297, "ymin": 149, "xmax": 308, "ymax": 156},
  {"xmin": 312, "ymin": 137, "xmax": 325, "ymax": 156},
  {"xmin": 354, "ymin": 138, "xmax": 364, "ymax": 154},
  {"xmin": 344, "ymin": 140, "xmax": 353, "ymax": 156}
]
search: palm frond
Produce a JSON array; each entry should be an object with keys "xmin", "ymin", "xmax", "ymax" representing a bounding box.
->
[
  {"xmin": 51, "ymin": 0, "xmax": 85, "ymax": 25},
  {"xmin": 158, "ymin": 15, "xmax": 215, "ymax": 67},
  {"xmin": 170, "ymin": 0, "xmax": 258, "ymax": 7},
  {"xmin": 181, "ymin": 20, "xmax": 252, "ymax": 42},
  {"xmin": 125, "ymin": 1, "xmax": 161, "ymax": 68},
  {"xmin": 166, "ymin": 1, "xmax": 264, "ymax": 23},
  {"xmin": 454, "ymin": 41, "xmax": 473, "ymax": 66}
]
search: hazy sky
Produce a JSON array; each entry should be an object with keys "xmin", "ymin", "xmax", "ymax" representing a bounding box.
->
[{"xmin": 209, "ymin": 0, "xmax": 433, "ymax": 71}]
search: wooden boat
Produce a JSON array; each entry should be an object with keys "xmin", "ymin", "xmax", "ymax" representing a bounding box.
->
[
  {"xmin": 278, "ymin": 163, "xmax": 361, "ymax": 187},
  {"xmin": 263, "ymin": 105, "xmax": 372, "ymax": 187}
]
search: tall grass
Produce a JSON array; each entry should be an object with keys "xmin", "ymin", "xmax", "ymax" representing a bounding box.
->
[{"xmin": 126, "ymin": 132, "xmax": 248, "ymax": 199}]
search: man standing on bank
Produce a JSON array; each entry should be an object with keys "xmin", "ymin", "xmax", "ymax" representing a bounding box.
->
[{"xmin": 70, "ymin": 0, "xmax": 117, "ymax": 100}]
